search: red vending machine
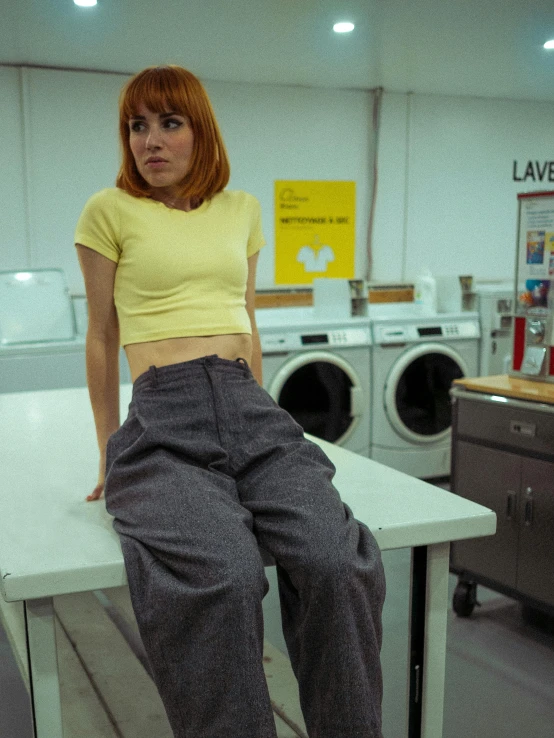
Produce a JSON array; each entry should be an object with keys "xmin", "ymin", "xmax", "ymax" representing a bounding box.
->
[{"xmin": 511, "ymin": 191, "xmax": 554, "ymax": 382}]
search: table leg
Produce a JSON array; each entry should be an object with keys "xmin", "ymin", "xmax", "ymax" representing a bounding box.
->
[
  {"xmin": 420, "ymin": 542, "xmax": 450, "ymax": 738},
  {"xmin": 25, "ymin": 598, "xmax": 63, "ymax": 738},
  {"xmin": 407, "ymin": 542, "xmax": 450, "ymax": 738}
]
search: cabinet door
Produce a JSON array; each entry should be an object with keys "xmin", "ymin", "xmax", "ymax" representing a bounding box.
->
[
  {"xmin": 516, "ymin": 457, "xmax": 554, "ymax": 607},
  {"xmin": 451, "ymin": 441, "xmax": 520, "ymax": 588}
]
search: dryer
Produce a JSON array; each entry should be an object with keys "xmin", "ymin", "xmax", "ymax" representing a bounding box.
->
[
  {"xmin": 257, "ymin": 308, "xmax": 371, "ymax": 456},
  {"xmin": 370, "ymin": 308, "xmax": 480, "ymax": 478}
]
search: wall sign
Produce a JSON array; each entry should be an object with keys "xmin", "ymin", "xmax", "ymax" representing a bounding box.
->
[
  {"xmin": 274, "ymin": 180, "xmax": 356, "ymax": 285},
  {"xmin": 516, "ymin": 194, "xmax": 554, "ymax": 307},
  {"xmin": 513, "ymin": 160, "xmax": 554, "ymax": 183}
]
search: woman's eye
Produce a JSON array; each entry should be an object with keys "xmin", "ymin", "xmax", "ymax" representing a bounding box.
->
[
  {"xmin": 129, "ymin": 121, "xmax": 145, "ymax": 133},
  {"xmin": 163, "ymin": 118, "xmax": 183, "ymax": 129}
]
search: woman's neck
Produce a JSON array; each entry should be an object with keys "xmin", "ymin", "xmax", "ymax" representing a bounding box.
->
[{"xmin": 151, "ymin": 189, "xmax": 194, "ymax": 211}]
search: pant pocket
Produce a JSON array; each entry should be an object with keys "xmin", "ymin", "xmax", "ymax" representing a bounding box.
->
[{"xmin": 105, "ymin": 403, "xmax": 147, "ymax": 484}]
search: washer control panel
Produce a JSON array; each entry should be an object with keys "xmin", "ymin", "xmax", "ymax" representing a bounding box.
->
[
  {"xmin": 260, "ymin": 326, "xmax": 371, "ymax": 353},
  {"xmin": 373, "ymin": 320, "xmax": 480, "ymax": 345}
]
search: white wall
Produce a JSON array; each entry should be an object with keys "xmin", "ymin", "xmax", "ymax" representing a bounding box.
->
[
  {"xmin": 0, "ymin": 67, "xmax": 28, "ymax": 270},
  {"xmin": 373, "ymin": 91, "xmax": 554, "ymax": 283},
  {"xmin": 22, "ymin": 68, "xmax": 124, "ymax": 290},
  {"xmin": 6, "ymin": 65, "xmax": 554, "ymax": 292},
  {"xmin": 209, "ymin": 79, "xmax": 374, "ymax": 288},
  {"xmin": 371, "ymin": 93, "xmax": 409, "ymax": 282},
  {"xmin": 0, "ymin": 66, "xmax": 374, "ymax": 292}
]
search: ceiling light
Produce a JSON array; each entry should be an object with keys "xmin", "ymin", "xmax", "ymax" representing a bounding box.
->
[
  {"xmin": 333, "ymin": 21, "xmax": 355, "ymax": 34},
  {"xmin": 544, "ymin": 40, "xmax": 554, "ymax": 49},
  {"xmin": 74, "ymin": 0, "xmax": 98, "ymax": 7}
]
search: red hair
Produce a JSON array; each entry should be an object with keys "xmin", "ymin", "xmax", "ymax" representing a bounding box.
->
[{"xmin": 116, "ymin": 65, "xmax": 230, "ymax": 202}]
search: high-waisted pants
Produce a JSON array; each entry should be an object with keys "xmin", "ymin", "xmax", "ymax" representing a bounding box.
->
[{"xmin": 104, "ymin": 355, "xmax": 386, "ymax": 738}]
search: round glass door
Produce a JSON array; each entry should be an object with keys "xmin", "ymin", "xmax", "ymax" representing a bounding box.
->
[
  {"xmin": 269, "ymin": 352, "xmax": 361, "ymax": 445},
  {"xmin": 384, "ymin": 344, "xmax": 468, "ymax": 444}
]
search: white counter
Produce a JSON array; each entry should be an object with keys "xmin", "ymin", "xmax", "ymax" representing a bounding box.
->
[
  {"xmin": 0, "ymin": 385, "xmax": 496, "ymax": 738},
  {"xmin": 0, "ymin": 385, "xmax": 493, "ymax": 602}
]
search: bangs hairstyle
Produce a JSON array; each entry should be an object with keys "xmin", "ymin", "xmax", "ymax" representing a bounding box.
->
[{"xmin": 116, "ymin": 65, "xmax": 230, "ymax": 202}]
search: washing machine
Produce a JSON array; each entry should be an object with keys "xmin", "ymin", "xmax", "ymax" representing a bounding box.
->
[
  {"xmin": 0, "ymin": 269, "xmax": 130, "ymax": 393},
  {"xmin": 256, "ymin": 307, "xmax": 371, "ymax": 456},
  {"xmin": 369, "ymin": 306, "xmax": 480, "ymax": 478}
]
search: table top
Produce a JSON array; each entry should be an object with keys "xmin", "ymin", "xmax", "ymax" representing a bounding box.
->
[
  {"xmin": 0, "ymin": 386, "xmax": 495, "ymax": 602},
  {"xmin": 454, "ymin": 374, "xmax": 554, "ymax": 404}
]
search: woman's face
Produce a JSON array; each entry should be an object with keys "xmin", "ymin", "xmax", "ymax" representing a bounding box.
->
[{"xmin": 128, "ymin": 102, "xmax": 194, "ymax": 198}]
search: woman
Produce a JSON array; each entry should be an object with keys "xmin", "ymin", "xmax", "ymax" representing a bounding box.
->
[{"xmin": 75, "ymin": 65, "xmax": 385, "ymax": 738}]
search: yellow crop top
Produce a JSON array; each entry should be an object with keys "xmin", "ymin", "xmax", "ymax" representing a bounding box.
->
[{"xmin": 74, "ymin": 188, "xmax": 265, "ymax": 346}]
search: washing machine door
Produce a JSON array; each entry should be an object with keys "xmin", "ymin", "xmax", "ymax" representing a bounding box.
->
[
  {"xmin": 384, "ymin": 343, "xmax": 468, "ymax": 444},
  {"xmin": 268, "ymin": 351, "xmax": 363, "ymax": 446}
]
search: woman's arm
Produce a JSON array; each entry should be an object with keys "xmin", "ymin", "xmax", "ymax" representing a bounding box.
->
[
  {"xmin": 76, "ymin": 244, "xmax": 120, "ymax": 501},
  {"xmin": 245, "ymin": 251, "xmax": 262, "ymax": 385}
]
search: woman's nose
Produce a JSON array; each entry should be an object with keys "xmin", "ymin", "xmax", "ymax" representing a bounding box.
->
[{"xmin": 146, "ymin": 126, "xmax": 162, "ymax": 149}]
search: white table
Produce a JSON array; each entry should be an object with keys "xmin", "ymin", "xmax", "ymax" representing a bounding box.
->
[{"xmin": 0, "ymin": 386, "xmax": 496, "ymax": 738}]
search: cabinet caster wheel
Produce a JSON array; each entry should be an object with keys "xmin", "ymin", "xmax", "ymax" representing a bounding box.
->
[{"xmin": 453, "ymin": 581, "xmax": 478, "ymax": 617}]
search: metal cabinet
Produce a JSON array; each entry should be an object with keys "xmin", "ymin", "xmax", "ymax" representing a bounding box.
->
[
  {"xmin": 450, "ymin": 388, "xmax": 554, "ymax": 616},
  {"xmin": 517, "ymin": 456, "xmax": 554, "ymax": 605}
]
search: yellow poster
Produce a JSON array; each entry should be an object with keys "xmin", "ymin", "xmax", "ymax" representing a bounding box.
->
[{"xmin": 274, "ymin": 181, "xmax": 356, "ymax": 285}]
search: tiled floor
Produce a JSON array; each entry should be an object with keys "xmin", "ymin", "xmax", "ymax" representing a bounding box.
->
[
  {"xmin": 438, "ymin": 476, "xmax": 554, "ymax": 738},
  {"xmin": 2, "ymin": 579, "xmax": 554, "ymax": 737},
  {"xmin": 0, "ymin": 589, "xmax": 306, "ymax": 738},
  {"xmin": 444, "ymin": 578, "xmax": 554, "ymax": 738}
]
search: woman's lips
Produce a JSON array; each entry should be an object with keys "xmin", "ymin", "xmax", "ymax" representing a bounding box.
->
[{"xmin": 145, "ymin": 159, "xmax": 168, "ymax": 168}]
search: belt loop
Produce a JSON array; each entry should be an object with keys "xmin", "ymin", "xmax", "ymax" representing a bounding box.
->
[{"xmin": 236, "ymin": 357, "xmax": 250, "ymax": 374}]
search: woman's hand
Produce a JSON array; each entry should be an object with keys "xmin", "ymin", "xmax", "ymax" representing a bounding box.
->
[{"xmin": 86, "ymin": 457, "xmax": 106, "ymax": 501}]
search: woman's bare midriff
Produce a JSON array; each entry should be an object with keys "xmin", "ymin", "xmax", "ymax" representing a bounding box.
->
[{"xmin": 125, "ymin": 333, "xmax": 253, "ymax": 383}]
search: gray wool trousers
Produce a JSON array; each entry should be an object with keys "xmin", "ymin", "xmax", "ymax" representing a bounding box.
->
[{"xmin": 104, "ymin": 355, "xmax": 385, "ymax": 738}]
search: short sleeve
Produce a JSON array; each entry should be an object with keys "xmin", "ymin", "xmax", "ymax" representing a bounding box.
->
[
  {"xmin": 247, "ymin": 197, "xmax": 266, "ymax": 258},
  {"xmin": 74, "ymin": 189, "xmax": 121, "ymax": 263}
]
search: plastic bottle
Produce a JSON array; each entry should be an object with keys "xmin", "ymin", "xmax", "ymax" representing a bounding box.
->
[{"xmin": 414, "ymin": 269, "xmax": 438, "ymax": 315}]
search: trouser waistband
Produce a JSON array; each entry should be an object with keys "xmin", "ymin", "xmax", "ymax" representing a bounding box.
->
[{"xmin": 133, "ymin": 355, "xmax": 250, "ymax": 393}]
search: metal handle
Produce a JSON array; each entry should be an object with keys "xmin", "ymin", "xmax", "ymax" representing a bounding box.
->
[
  {"xmin": 506, "ymin": 491, "xmax": 516, "ymax": 520},
  {"xmin": 524, "ymin": 486, "xmax": 534, "ymax": 527}
]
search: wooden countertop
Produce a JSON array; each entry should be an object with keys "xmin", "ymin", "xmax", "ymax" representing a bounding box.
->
[{"xmin": 453, "ymin": 374, "xmax": 554, "ymax": 404}]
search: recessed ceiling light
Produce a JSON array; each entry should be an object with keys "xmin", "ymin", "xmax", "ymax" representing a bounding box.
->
[
  {"xmin": 333, "ymin": 21, "xmax": 355, "ymax": 34},
  {"xmin": 544, "ymin": 40, "xmax": 554, "ymax": 49},
  {"xmin": 74, "ymin": 0, "xmax": 98, "ymax": 7}
]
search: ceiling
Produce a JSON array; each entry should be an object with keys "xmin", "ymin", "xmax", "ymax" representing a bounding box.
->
[{"xmin": 2, "ymin": 0, "xmax": 554, "ymax": 102}]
